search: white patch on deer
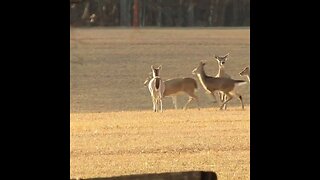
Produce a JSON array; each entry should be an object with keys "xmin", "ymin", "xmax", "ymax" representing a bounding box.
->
[
  {"xmin": 196, "ymin": 74, "xmax": 211, "ymax": 93},
  {"xmin": 235, "ymin": 82, "xmax": 247, "ymax": 86}
]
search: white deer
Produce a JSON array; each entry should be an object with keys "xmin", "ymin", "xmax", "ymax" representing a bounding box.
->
[
  {"xmin": 192, "ymin": 61, "xmax": 247, "ymax": 110},
  {"xmin": 148, "ymin": 65, "xmax": 165, "ymax": 112},
  {"xmin": 144, "ymin": 73, "xmax": 200, "ymax": 110}
]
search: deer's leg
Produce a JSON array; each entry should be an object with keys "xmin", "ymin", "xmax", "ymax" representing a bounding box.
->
[
  {"xmin": 185, "ymin": 92, "xmax": 200, "ymax": 110},
  {"xmin": 160, "ymin": 98, "xmax": 163, "ymax": 112},
  {"xmin": 230, "ymin": 91, "xmax": 244, "ymax": 109},
  {"xmin": 236, "ymin": 93, "xmax": 244, "ymax": 110},
  {"xmin": 155, "ymin": 99, "xmax": 158, "ymax": 112},
  {"xmin": 219, "ymin": 92, "xmax": 224, "ymax": 102},
  {"xmin": 229, "ymin": 91, "xmax": 244, "ymax": 110},
  {"xmin": 194, "ymin": 96, "xmax": 200, "ymax": 111},
  {"xmin": 152, "ymin": 97, "xmax": 156, "ymax": 112},
  {"xmin": 211, "ymin": 92, "xmax": 219, "ymax": 104},
  {"xmin": 195, "ymin": 97, "xmax": 200, "ymax": 110},
  {"xmin": 219, "ymin": 92, "xmax": 227, "ymax": 109},
  {"xmin": 220, "ymin": 93, "xmax": 233, "ymax": 110},
  {"xmin": 157, "ymin": 98, "xmax": 162, "ymax": 112},
  {"xmin": 172, "ymin": 96, "xmax": 178, "ymax": 109},
  {"xmin": 183, "ymin": 97, "xmax": 193, "ymax": 110},
  {"xmin": 213, "ymin": 91, "xmax": 225, "ymax": 108},
  {"xmin": 239, "ymin": 95, "xmax": 244, "ymax": 110},
  {"xmin": 223, "ymin": 93, "xmax": 228, "ymax": 110}
]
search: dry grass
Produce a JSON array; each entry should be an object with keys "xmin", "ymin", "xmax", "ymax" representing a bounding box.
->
[
  {"xmin": 70, "ymin": 27, "xmax": 250, "ymax": 113},
  {"xmin": 70, "ymin": 107, "xmax": 250, "ymax": 179}
]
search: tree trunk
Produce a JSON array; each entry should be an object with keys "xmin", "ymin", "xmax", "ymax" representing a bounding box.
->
[
  {"xmin": 140, "ymin": 0, "xmax": 145, "ymax": 27},
  {"xmin": 208, "ymin": 0, "xmax": 215, "ymax": 26},
  {"xmin": 177, "ymin": 0, "xmax": 183, "ymax": 26},
  {"xmin": 133, "ymin": 0, "xmax": 139, "ymax": 27},
  {"xmin": 97, "ymin": 0, "xmax": 106, "ymax": 26},
  {"xmin": 157, "ymin": 0, "xmax": 162, "ymax": 27},
  {"xmin": 120, "ymin": 0, "xmax": 128, "ymax": 26},
  {"xmin": 187, "ymin": 0, "xmax": 194, "ymax": 26},
  {"xmin": 81, "ymin": 0, "xmax": 90, "ymax": 21}
]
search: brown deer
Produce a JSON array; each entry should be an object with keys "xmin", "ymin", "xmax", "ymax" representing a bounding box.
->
[
  {"xmin": 144, "ymin": 73, "xmax": 200, "ymax": 110},
  {"xmin": 192, "ymin": 61, "xmax": 247, "ymax": 110},
  {"xmin": 213, "ymin": 53, "xmax": 232, "ymax": 109}
]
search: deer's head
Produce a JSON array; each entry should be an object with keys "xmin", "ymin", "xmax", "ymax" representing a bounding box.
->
[
  {"xmin": 192, "ymin": 61, "xmax": 206, "ymax": 75},
  {"xmin": 151, "ymin": 65, "xmax": 162, "ymax": 77},
  {"xmin": 214, "ymin": 53, "xmax": 229, "ymax": 67}
]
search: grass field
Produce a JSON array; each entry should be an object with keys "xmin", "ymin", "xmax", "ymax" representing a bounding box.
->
[
  {"xmin": 70, "ymin": 27, "xmax": 250, "ymax": 113},
  {"xmin": 70, "ymin": 108, "xmax": 250, "ymax": 179},
  {"xmin": 70, "ymin": 27, "xmax": 250, "ymax": 179}
]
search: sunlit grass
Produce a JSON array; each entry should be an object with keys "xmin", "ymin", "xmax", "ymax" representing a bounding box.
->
[{"xmin": 70, "ymin": 107, "xmax": 250, "ymax": 179}]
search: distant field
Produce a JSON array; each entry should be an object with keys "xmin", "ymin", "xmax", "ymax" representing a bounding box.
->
[
  {"xmin": 70, "ymin": 28, "xmax": 250, "ymax": 180},
  {"xmin": 70, "ymin": 107, "xmax": 250, "ymax": 179},
  {"xmin": 70, "ymin": 28, "xmax": 250, "ymax": 113}
]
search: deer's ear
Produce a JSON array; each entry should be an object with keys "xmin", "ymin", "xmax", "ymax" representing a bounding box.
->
[
  {"xmin": 158, "ymin": 65, "xmax": 162, "ymax": 70},
  {"xmin": 223, "ymin": 53, "xmax": 229, "ymax": 59},
  {"xmin": 151, "ymin": 65, "xmax": 154, "ymax": 70},
  {"xmin": 214, "ymin": 55, "xmax": 218, "ymax": 59}
]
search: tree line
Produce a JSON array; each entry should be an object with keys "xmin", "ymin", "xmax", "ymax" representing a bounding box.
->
[{"xmin": 70, "ymin": 0, "xmax": 250, "ymax": 27}]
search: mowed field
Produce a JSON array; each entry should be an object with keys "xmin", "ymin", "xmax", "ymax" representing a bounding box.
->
[{"xmin": 70, "ymin": 28, "xmax": 250, "ymax": 179}]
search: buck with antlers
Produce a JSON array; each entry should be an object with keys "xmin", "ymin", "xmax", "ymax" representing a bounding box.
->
[
  {"xmin": 192, "ymin": 61, "xmax": 247, "ymax": 110},
  {"xmin": 147, "ymin": 65, "xmax": 165, "ymax": 112},
  {"xmin": 144, "ymin": 73, "xmax": 200, "ymax": 110}
]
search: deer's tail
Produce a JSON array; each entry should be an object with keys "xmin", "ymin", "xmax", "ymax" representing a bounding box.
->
[{"xmin": 234, "ymin": 80, "xmax": 247, "ymax": 87}]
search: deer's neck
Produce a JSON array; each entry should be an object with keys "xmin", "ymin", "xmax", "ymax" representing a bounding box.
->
[
  {"xmin": 152, "ymin": 71, "xmax": 160, "ymax": 78},
  {"xmin": 216, "ymin": 66, "xmax": 227, "ymax": 77},
  {"xmin": 244, "ymin": 71, "xmax": 250, "ymax": 82},
  {"xmin": 196, "ymin": 68, "xmax": 211, "ymax": 92},
  {"xmin": 246, "ymin": 75, "xmax": 250, "ymax": 82}
]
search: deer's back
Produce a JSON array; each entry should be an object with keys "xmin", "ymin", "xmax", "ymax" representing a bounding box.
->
[
  {"xmin": 205, "ymin": 77, "xmax": 239, "ymax": 92},
  {"xmin": 215, "ymin": 72, "xmax": 231, "ymax": 79},
  {"xmin": 164, "ymin": 77, "xmax": 197, "ymax": 96}
]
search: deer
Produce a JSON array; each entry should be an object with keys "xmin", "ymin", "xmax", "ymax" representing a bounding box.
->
[
  {"xmin": 147, "ymin": 65, "xmax": 165, "ymax": 112},
  {"xmin": 239, "ymin": 66, "xmax": 250, "ymax": 83},
  {"xmin": 144, "ymin": 73, "xmax": 200, "ymax": 110},
  {"xmin": 192, "ymin": 61, "xmax": 247, "ymax": 110},
  {"xmin": 213, "ymin": 53, "xmax": 232, "ymax": 109}
]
